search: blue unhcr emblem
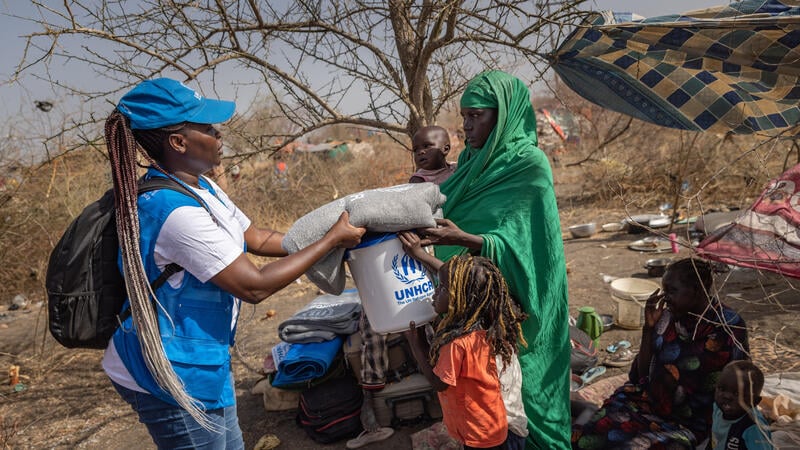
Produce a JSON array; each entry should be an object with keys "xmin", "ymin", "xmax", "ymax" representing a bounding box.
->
[
  {"xmin": 391, "ymin": 253, "xmax": 434, "ymax": 306},
  {"xmin": 392, "ymin": 254, "xmax": 428, "ymax": 284}
]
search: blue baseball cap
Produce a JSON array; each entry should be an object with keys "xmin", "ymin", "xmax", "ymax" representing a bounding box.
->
[{"xmin": 117, "ymin": 78, "xmax": 236, "ymax": 130}]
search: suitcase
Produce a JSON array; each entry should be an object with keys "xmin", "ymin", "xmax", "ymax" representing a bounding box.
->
[
  {"xmin": 371, "ymin": 373, "xmax": 443, "ymax": 428},
  {"xmin": 343, "ymin": 331, "xmax": 418, "ymax": 384}
]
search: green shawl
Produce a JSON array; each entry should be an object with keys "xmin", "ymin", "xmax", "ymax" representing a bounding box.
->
[{"xmin": 437, "ymin": 71, "xmax": 570, "ymax": 449}]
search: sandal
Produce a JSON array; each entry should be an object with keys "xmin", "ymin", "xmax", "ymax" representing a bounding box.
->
[
  {"xmin": 580, "ymin": 366, "xmax": 606, "ymax": 385},
  {"xmin": 346, "ymin": 427, "xmax": 395, "ymax": 449},
  {"xmin": 604, "ymin": 348, "xmax": 637, "ymax": 367},
  {"xmin": 570, "ymin": 374, "xmax": 584, "ymax": 392},
  {"xmin": 606, "ymin": 340, "xmax": 631, "ymax": 354}
]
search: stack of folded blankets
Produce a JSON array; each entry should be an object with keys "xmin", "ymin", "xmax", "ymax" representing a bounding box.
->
[{"xmin": 271, "ymin": 289, "xmax": 361, "ymax": 388}]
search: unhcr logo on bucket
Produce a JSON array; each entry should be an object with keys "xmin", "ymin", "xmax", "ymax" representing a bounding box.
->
[{"xmin": 391, "ymin": 253, "xmax": 434, "ymax": 305}]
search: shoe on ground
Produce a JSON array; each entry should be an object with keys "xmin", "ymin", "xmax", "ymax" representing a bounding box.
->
[
  {"xmin": 604, "ymin": 348, "xmax": 637, "ymax": 367},
  {"xmin": 346, "ymin": 427, "xmax": 395, "ymax": 449}
]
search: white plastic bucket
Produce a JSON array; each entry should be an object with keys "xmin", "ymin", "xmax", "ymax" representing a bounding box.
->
[
  {"xmin": 346, "ymin": 233, "xmax": 437, "ymax": 334},
  {"xmin": 608, "ymin": 278, "xmax": 660, "ymax": 329},
  {"xmin": 612, "ymin": 295, "xmax": 645, "ymax": 329}
]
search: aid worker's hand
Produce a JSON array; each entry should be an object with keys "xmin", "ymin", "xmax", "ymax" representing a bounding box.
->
[{"xmin": 326, "ymin": 211, "xmax": 366, "ymax": 248}]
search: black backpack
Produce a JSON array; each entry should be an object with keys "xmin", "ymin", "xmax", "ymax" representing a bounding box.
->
[
  {"xmin": 295, "ymin": 373, "xmax": 364, "ymax": 444},
  {"xmin": 46, "ymin": 177, "xmax": 207, "ymax": 349}
]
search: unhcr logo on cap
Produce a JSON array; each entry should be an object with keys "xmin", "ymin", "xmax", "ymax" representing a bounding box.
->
[{"xmin": 178, "ymin": 81, "xmax": 203, "ymax": 101}]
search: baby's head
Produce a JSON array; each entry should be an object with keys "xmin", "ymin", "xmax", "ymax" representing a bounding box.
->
[
  {"xmin": 411, "ymin": 126, "xmax": 451, "ymax": 171},
  {"xmin": 715, "ymin": 360, "xmax": 764, "ymax": 420}
]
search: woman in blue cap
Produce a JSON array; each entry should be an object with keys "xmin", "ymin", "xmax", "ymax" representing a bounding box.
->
[{"xmin": 101, "ymin": 78, "xmax": 365, "ymax": 449}]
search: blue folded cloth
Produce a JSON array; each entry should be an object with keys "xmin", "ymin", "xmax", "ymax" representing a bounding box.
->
[{"xmin": 271, "ymin": 336, "xmax": 344, "ymax": 387}]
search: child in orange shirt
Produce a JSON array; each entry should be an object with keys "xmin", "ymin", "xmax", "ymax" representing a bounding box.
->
[{"xmin": 402, "ymin": 253, "xmax": 527, "ymax": 450}]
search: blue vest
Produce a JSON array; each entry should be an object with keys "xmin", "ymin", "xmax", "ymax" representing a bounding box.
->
[{"xmin": 113, "ymin": 170, "xmax": 238, "ymax": 409}]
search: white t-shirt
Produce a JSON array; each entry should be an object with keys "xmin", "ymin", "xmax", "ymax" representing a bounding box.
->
[
  {"xmin": 497, "ymin": 354, "xmax": 529, "ymax": 438},
  {"xmin": 102, "ymin": 179, "xmax": 251, "ymax": 392}
]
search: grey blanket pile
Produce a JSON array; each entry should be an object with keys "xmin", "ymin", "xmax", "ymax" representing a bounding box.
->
[
  {"xmin": 282, "ymin": 182, "xmax": 446, "ymax": 294},
  {"xmin": 278, "ymin": 290, "xmax": 361, "ymax": 343}
]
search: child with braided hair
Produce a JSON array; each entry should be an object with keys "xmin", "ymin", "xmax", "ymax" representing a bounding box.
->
[{"xmin": 400, "ymin": 245, "xmax": 528, "ymax": 450}]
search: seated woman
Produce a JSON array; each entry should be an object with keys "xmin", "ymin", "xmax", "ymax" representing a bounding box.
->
[{"xmin": 572, "ymin": 258, "xmax": 750, "ymax": 450}]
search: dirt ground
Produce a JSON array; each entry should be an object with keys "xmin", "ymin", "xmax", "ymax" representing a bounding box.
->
[{"xmin": 3, "ymin": 186, "xmax": 800, "ymax": 449}]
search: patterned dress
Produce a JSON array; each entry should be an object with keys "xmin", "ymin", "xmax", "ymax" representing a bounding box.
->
[{"xmin": 572, "ymin": 300, "xmax": 749, "ymax": 450}]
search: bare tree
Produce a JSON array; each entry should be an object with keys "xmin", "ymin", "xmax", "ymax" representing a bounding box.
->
[{"xmin": 13, "ymin": 0, "xmax": 588, "ymax": 156}]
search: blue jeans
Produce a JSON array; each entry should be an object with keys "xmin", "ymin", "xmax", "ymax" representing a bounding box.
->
[{"xmin": 111, "ymin": 380, "xmax": 244, "ymax": 450}]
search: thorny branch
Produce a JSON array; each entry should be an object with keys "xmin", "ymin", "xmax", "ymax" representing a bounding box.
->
[{"xmin": 13, "ymin": 0, "xmax": 589, "ymax": 158}]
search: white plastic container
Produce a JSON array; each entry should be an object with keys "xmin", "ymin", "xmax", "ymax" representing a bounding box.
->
[
  {"xmin": 346, "ymin": 233, "xmax": 437, "ymax": 334},
  {"xmin": 608, "ymin": 278, "xmax": 660, "ymax": 329}
]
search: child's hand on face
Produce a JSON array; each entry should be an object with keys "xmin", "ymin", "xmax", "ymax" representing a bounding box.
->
[{"xmin": 398, "ymin": 231, "xmax": 426, "ymax": 259}]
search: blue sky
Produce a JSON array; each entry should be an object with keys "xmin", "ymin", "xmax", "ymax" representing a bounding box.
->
[{"xmin": 0, "ymin": 0, "xmax": 728, "ymax": 156}]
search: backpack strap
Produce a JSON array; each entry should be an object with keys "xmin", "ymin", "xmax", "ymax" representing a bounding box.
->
[{"xmin": 118, "ymin": 176, "xmax": 214, "ymax": 323}]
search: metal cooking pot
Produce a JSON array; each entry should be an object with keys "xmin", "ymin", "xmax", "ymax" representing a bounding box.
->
[{"xmin": 644, "ymin": 258, "xmax": 671, "ymax": 277}]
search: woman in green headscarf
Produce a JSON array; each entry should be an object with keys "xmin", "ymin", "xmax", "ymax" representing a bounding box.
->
[{"xmin": 419, "ymin": 71, "xmax": 570, "ymax": 449}]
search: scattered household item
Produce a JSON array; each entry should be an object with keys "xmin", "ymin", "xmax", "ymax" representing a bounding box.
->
[
  {"xmin": 628, "ymin": 237, "xmax": 672, "ymax": 253},
  {"xmin": 599, "ymin": 313, "xmax": 614, "ymax": 331},
  {"xmin": 569, "ymin": 325, "xmax": 599, "ymax": 375},
  {"xmin": 569, "ymin": 222, "xmax": 597, "ymax": 238},
  {"xmin": 282, "ymin": 183, "xmax": 446, "ymax": 294},
  {"xmin": 346, "ymin": 233, "xmax": 437, "ymax": 334},
  {"xmin": 371, "ymin": 373, "xmax": 443, "ymax": 428},
  {"xmin": 278, "ymin": 289, "xmax": 361, "ymax": 343},
  {"xmin": 254, "ymin": 434, "xmax": 281, "ymax": 450},
  {"xmin": 694, "ymin": 210, "xmax": 745, "ymax": 235},
  {"xmin": 576, "ymin": 306, "xmax": 603, "ymax": 347},
  {"xmin": 346, "ymin": 428, "xmax": 395, "ymax": 449},
  {"xmin": 644, "ymin": 258, "xmax": 672, "ymax": 277},
  {"xmin": 604, "ymin": 348, "xmax": 637, "ymax": 367},
  {"xmin": 648, "ymin": 215, "xmax": 671, "ymax": 229},
  {"xmin": 606, "ymin": 340, "xmax": 631, "ymax": 354},
  {"xmin": 668, "ymin": 232, "xmax": 680, "ymax": 253},
  {"xmin": 601, "ymin": 222, "xmax": 624, "ymax": 232},
  {"xmin": 609, "ymin": 278, "xmax": 660, "ymax": 301},
  {"xmin": 296, "ymin": 374, "xmax": 363, "ymax": 444},
  {"xmin": 571, "ymin": 366, "xmax": 607, "ymax": 391},
  {"xmin": 625, "ymin": 214, "xmax": 658, "ymax": 234},
  {"xmin": 608, "ymin": 278, "xmax": 660, "ymax": 329},
  {"xmin": 580, "ymin": 366, "xmax": 606, "ymax": 385}
]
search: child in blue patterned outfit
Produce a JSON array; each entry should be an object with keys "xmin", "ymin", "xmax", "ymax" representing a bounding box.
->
[{"xmin": 712, "ymin": 360, "xmax": 772, "ymax": 450}]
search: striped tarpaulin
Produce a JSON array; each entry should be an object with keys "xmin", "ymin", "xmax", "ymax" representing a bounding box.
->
[{"xmin": 551, "ymin": 0, "xmax": 800, "ymax": 135}]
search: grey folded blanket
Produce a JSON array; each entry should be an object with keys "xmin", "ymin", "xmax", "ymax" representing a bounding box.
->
[
  {"xmin": 282, "ymin": 182, "xmax": 446, "ymax": 294},
  {"xmin": 278, "ymin": 290, "xmax": 361, "ymax": 343}
]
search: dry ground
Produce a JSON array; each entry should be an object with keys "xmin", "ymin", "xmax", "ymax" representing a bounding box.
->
[{"xmin": 2, "ymin": 178, "xmax": 800, "ymax": 449}]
